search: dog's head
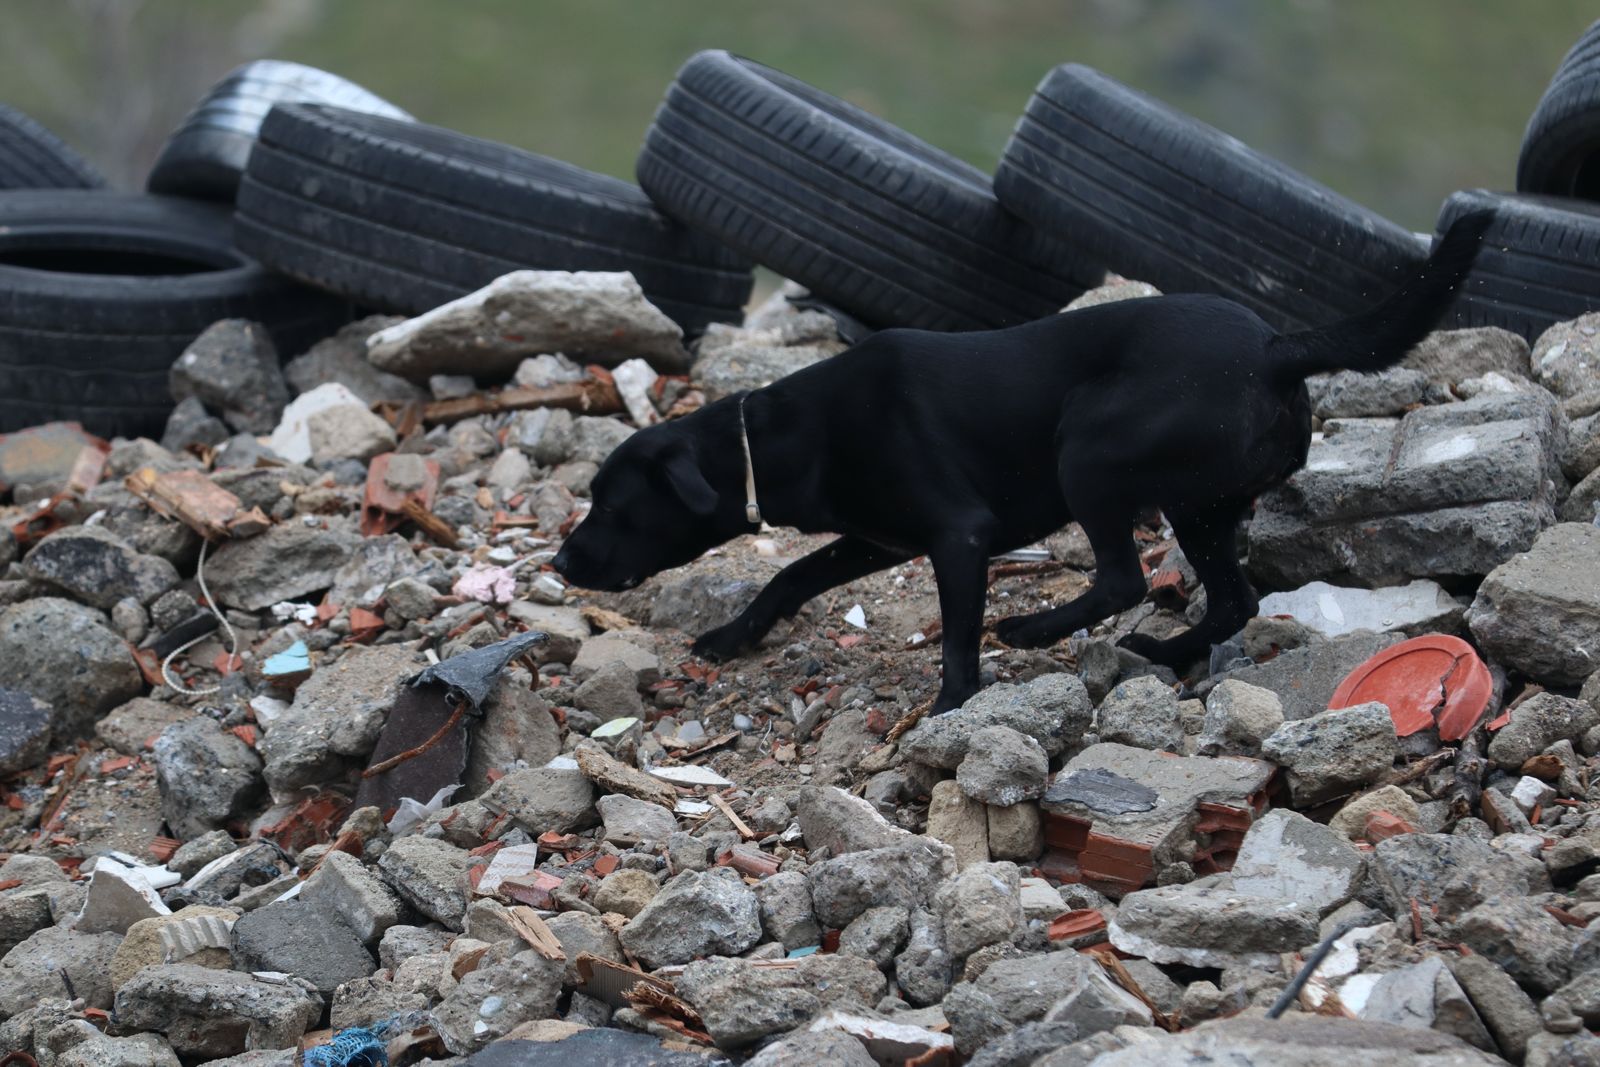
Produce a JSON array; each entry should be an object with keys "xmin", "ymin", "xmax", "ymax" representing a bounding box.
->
[{"xmin": 552, "ymin": 417, "xmax": 733, "ymax": 592}]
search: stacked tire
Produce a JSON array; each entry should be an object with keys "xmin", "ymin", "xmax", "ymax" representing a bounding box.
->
[
  {"xmin": 635, "ymin": 50, "xmax": 1101, "ymax": 332},
  {"xmin": 233, "ymin": 104, "xmax": 753, "ymax": 336},
  {"xmin": 1436, "ymin": 19, "xmax": 1600, "ymax": 339}
]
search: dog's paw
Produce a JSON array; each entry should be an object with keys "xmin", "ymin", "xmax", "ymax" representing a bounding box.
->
[
  {"xmin": 1116, "ymin": 632, "xmax": 1168, "ymax": 663},
  {"xmin": 994, "ymin": 614, "xmax": 1056, "ymax": 649},
  {"xmin": 692, "ymin": 623, "xmax": 751, "ymax": 663}
]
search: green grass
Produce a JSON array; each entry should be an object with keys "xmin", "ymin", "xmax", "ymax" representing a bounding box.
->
[{"xmin": 0, "ymin": 1, "xmax": 1593, "ymax": 231}]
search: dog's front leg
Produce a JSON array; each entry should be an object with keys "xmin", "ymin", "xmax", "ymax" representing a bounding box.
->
[
  {"xmin": 929, "ymin": 528, "xmax": 993, "ymax": 714},
  {"xmin": 693, "ymin": 536, "xmax": 909, "ymax": 662}
]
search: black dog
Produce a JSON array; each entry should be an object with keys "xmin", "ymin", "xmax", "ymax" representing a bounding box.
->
[{"xmin": 554, "ymin": 213, "xmax": 1491, "ymax": 713}]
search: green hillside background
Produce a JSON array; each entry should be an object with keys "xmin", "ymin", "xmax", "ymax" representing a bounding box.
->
[{"xmin": 0, "ymin": 0, "xmax": 1592, "ymax": 233}]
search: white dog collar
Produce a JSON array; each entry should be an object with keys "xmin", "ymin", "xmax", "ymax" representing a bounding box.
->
[{"xmin": 738, "ymin": 396, "xmax": 761, "ymax": 526}]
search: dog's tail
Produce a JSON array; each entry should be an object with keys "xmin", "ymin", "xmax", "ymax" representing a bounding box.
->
[{"xmin": 1267, "ymin": 210, "xmax": 1493, "ymax": 386}]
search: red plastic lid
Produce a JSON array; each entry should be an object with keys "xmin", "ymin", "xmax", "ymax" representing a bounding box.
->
[{"xmin": 1328, "ymin": 634, "xmax": 1493, "ymax": 741}]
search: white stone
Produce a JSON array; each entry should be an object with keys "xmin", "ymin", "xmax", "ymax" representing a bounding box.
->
[
  {"xmin": 307, "ymin": 403, "xmax": 397, "ymax": 464},
  {"xmin": 1258, "ymin": 579, "xmax": 1461, "ymax": 639},
  {"xmin": 268, "ymin": 382, "xmax": 365, "ymax": 463},
  {"xmin": 75, "ymin": 857, "xmax": 172, "ymax": 934},
  {"xmin": 612, "ymin": 358, "xmax": 660, "ymax": 427},
  {"xmin": 648, "ymin": 764, "xmax": 733, "ymax": 788},
  {"xmin": 1510, "ymin": 775, "xmax": 1556, "ymax": 815}
]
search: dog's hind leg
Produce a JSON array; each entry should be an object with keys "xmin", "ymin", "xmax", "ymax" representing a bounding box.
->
[
  {"xmin": 994, "ymin": 509, "xmax": 1147, "ymax": 650},
  {"xmin": 692, "ymin": 536, "xmax": 908, "ymax": 662},
  {"xmin": 1119, "ymin": 501, "xmax": 1256, "ymax": 668}
]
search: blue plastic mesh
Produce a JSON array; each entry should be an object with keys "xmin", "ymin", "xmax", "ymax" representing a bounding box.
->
[{"xmin": 302, "ymin": 1027, "xmax": 387, "ymax": 1067}]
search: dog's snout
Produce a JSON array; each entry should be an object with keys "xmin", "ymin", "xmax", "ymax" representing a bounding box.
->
[{"xmin": 551, "ymin": 546, "xmax": 571, "ymax": 574}]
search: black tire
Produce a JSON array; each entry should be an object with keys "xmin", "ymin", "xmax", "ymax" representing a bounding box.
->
[
  {"xmin": 994, "ymin": 64, "xmax": 1427, "ymax": 332},
  {"xmin": 234, "ymin": 104, "xmax": 752, "ymax": 336},
  {"xmin": 1517, "ymin": 20, "xmax": 1600, "ymax": 200},
  {"xmin": 0, "ymin": 104, "xmax": 104, "ymax": 190},
  {"xmin": 634, "ymin": 50, "xmax": 1099, "ymax": 333},
  {"xmin": 0, "ymin": 191, "xmax": 349, "ymax": 438},
  {"xmin": 1435, "ymin": 189, "xmax": 1600, "ymax": 340},
  {"xmin": 148, "ymin": 60, "xmax": 412, "ymax": 201}
]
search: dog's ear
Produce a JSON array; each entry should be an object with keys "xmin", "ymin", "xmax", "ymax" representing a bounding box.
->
[{"xmin": 660, "ymin": 446, "xmax": 718, "ymax": 517}]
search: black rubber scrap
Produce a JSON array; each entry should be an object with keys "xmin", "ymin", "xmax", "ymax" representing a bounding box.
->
[
  {"xmin": 994, "ymin": 63, "xmax": 1427, "ymax": 332},
  {"xmin": 1517, "ymin": 18, "xmax": 1600, "ymax": 200},
  {"xmin": 1434, "ymin": 188, "xmax": 1600, "ymax": 340},
  {"xmin": 0, "ymin": 103, "xmax": 104, "ymax": 190},
  {"xmin": 234, "ymin": 104, "xmax": 753, "ymax": 337},
  {"xmin": 636, "ymin": 50, "xmax": 1100, "ymax": 333}
]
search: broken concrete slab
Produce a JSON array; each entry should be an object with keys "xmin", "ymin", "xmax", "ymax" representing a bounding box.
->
[
  {"xmin": 1230, "ymin": 809, "xmax": 1364, "ymax": 916},
  {"xmin": 1249, "ymin": 392, "xmax": 1564, "ymax": 587},
  {"xmin": 152, "ymin": 716, "xmax": 263, "ymax": 841},
  {"xmin": 1109, "ymin": 883, "xmax": 1317, "ymax": 967},
  {"xmin": 205, "ymin": 517, "xmax": 363, "ymax": 611},
  {"xmin": 367, "ymin": 270, "xmax": 690, "ymax": 380},
  {"xmin": 901, "ymin": 672, "xmax": 1094, "ymax": 767},
  {"xmin": 1371, "ymin": 833, "xmax": 1551, "ymax": 919},
  {"xmin": 1468, "ymin": 522, "xmax": 1600, "ymax": 686},
  {"xmin": 1040, "ymin": 743, "xmax": 1273, "ymax": 895},
  {"xmin": 229, "ymin": 899, "xmax": 374, "ymax": 995},
  {"xmin": 1261, "ymin": 701, "xmax": 1398, "ymax": 806},
  {"xmin": 616, "ymin": 869, "xmax": 762, "ymax": 968},
  {"xmin": 1087, "ymin": 1015, "xmax": 1504, "ymax": 1066},
  {"xmin": 0, "ymin": 597, "xmax": 141, "ymax": 739},
  {"xmin": 112, "ymin": 964, "xmax": 321, "ymax": 1059}
]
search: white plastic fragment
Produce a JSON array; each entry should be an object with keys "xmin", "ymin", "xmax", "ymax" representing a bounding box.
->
[
  {"xmin": 612, "ymin": 358, "xmax": 661, "ymax": 427},
  {"xmin": 844, "ymin": 604, "xmax": 867, "ymax": 629},
  {"xmin": 386, "ymin": 784, "xmax": 461, "ymax": 835},
  {"xmin": 648, "ymin": 764, "xmax": 734, "ymax": 788},
  {"xmin": 75, "ymin": 857, "xmax": 172, "ymax": 934}
]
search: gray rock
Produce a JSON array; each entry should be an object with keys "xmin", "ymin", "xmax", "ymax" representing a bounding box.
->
[
  {"xmin": 464, "ymin": 679, "xmax": 561, "ymax": 796},
  {"xmin": 1358, "ymin": 956, "xmax": 1494, "ymax": 1051},
  {"xmin": 943, "ymin": 982, "xmax": 1014, "ymax": 1056},
  {"xmin": 837, "ymin": 905, "xmax": 909, "ymax": 967},
  {"xmin": 1249, "ymin": 392, "xmax": 1563, "ymax": 587},
  {"xmin": 618, "ymin": 869, "xmax": 762, "ymax": 968},
  {"xmin": 937, "ymin": 862, "xmax": 1022, "ymax": 961},
  {"xmin": 1371, "ymin": 834, "xmax": 1551, "ymax": 919},
  {"xmin": 95, "ymin": 697, "xmax": 191, "ymax": 757},
  {"xmin": 1448, "ymin": 952, "xmax": 1542, "ymax": 1063},
  {"xmin": 168, "ymin": 830, "xmax": 236, "ymax": 879},
  {"xmin": 0, "ymin": 688, "xmax": 50, "ymax": 776},
  {"xmin": 1109, "ymin": 884, "xmax": 1318, "ymax": 967},
  {"xmin": 0, "ymin": 598, "xmax": 141, "ymax": 739},
  {"xmin": 647, "ymin": 570, "xmax": 763, "ymax": 633},
  {"xmin": 230, "ymin": 900, "xmax": 374, "ymax": 995},
  {"xmin": 591, "ymin": 868, "xmax": 657, "ymax": 919},
  {"xmin": 300, "ymin": 850, "xmax": 402, "ymax": 945},
  {"xmin": 570, "ymin": 659, "xmax": 644, "ymax": 721},
  {"xmin": 506, "ymin": 602, "xmax": 589, "ymax": 664},
  {"xmin": 1231, "ymin": 809, "xmax": 1363, "ymax": 916},
  {"xmin": 330, "ymin": 975, "xmax": 428, "ymax": 1033},
  {"xmin": 0, "ymin": 925, "xmax": 122, "ymax": 1018},
  {"xmin": 110, "ymin": 596, "xmax": 148, "ymax": 643},
  {"xmin": 966, "ymin": 1023, "xmax": 1088, "ymax": 1067},
  {"xmin": 1533, "ymin": 313, "xmax": 1600, "ymax": 399},
  {"xmin": 168, "ymin": 319, "xmax": 289, "ymax": 435},
  {"xmin": 328, "ymin": 533, "xmax": 422, "ymax": 609},
  {"xmin": 973, "ymin": 951, "xmax": 1106, "ymax": 1027},
  {"xmin": 895, "ymin": 907, "xmax": 952, "ymax": 1006},
  {"xmin": 160, "ymin": 396, "xmax": 231, "ymax": 453},
  {"xmin": 206, "ymin": 518, "xmax": 363, "ymax": 611},
  {"xmin": 1217, "ymin": 630, "xmax": 1404, "ymax": 721},
  {"xmin": 1403, "ymin": 326, "xmax": 1532, "ymax": 387},
  {"xmin": 567, "ymin": 416, "xmax": 634, "ymax": 465},
  {"xmin": 1448, "ymin": 895, "xmax": 1573, "ymax": 995},
  {"xmin": 754, "ymin": 870, "xmax": 822, "ymax": 951},
  {"xmin": 796, "ymin": 785, "xmax": 909, "ymax": 856},
  {"xmin": 378, "ymin": 924, "xmax": 453, "ymax": 971},
  {"xmin": 283, "ymin": 315, "xmax": 419, "ymax": 405},
  {"xmin": 569, "ymin": 630, "xmax": 659, "ymax": 685},
  {"xmin": 675, "ymin": 953, "xmax": 885, "ymax": 1050},
  {"xmin": 1468, "ymin": 523, "xmax": 1600, "ymax": 686},
  {"xmin": 1097, "ymin": 675, "xmax": 1182, "ymax": 752},
  {"xmin": 901, "ymin": 672, "xmax": 1093, "ymax": 767},
  {"xmin": 1198, "ymin": 680, "xmax": 1284, "ymax": 757},
  {"xmin": 1088, "ymin": 1016, "xmax": 1503, "ymax": 1066},
  {"xmin": 1260, "ymin": 701, "xmax": 1398, "ymax": 805},
  {"xmin": 377, "ymin": 835, "xmax": 473, "ymax": 930},
  {"xmin": 596, "ymin": 793, "xmax": 677, "ymax": 846},
  {"xmin": 808, "ymin": 838, "xmax": 957, "ymax": 929},
  {"xmin": 1259, "ymin": 580, "xmax": 1464, "ymax": 640},
  {"xmin": 1486, "ymin": 692, "xmax": 1600, "ymax": 770},
  {"xmin": 1563, "ymin": 465, "xmax": 1600, "ymax": 524},
  {"xmin": 258, "ymin": 643, "xmax": 420, "ymax": 795},
  {"xmin": 480, "ymin": 766, "xmax": 596, "ymax": 835},
  {"xmin": 746, "ymin": 1030, "xmax": 877, "ymax": 1067},
  {"xmin": 987, "ymin": 801, "xmax": 1043, "ymax": 862},
  {"xmin": 22, "ymin": 525, "xmax": 179, "ymax": 610},
  {"xmin": 114, "ymin": 963, "xmax": 320, "ymax": 1059},
  {"xmin": 1315, "ymin": 366, "xmax": 1434, "ymax": 418},
  {"xmin": 384, "ymin": 576, "xmax": 439, "ymax": 621},
  {"xmin": 152, "ymin": 716, "xmax": 263, "ymax": 841},
  {"xmin": 956, "ymin": 726, "xmax": 1048, "ymax": 807},
  {"xmin": 430, "ymin": 947, "xmax": 565, "ymax": 1054},
  {"xmin": 367, "ymin": 270, "xmax": 690, "ymax": 379},
  {"xmin": 307, "ymin": 403, "xmax": 397, "ymax": 466},
  {"xmin": 692, "ymin": 322, "xmax": 847, "ymax": 401}
]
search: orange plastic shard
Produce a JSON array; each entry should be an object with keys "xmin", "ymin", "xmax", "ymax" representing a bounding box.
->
[{"xmin": 1328, "ymin": 633, "xmax": 1493, "ymax": 741}]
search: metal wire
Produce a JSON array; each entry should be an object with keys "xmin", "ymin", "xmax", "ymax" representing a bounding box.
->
[{"xmin": 159, "ymin": 538, "xmax": 237, "ymax": 697}]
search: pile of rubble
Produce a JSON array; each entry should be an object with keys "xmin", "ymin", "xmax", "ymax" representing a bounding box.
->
[{"xmin": 0, "ymin": 271, "xmax": 1598, "ymax": 1067}]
